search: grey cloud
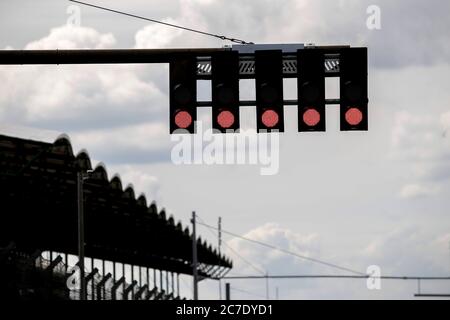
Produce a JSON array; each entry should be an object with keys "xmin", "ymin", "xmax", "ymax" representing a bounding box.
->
[
  {"xmin": 2, "ymin": 0, "xmax": 449, "ymax": 69},
  {"xmin": 220, "ymin": 223, "xmax": 450, "ymax": 299},
  {"xmin": 0, "ymin": 25, "xmax": 169, "ymax": 132},
  {"xmin": 1, "ymin": 0, "xmax": 450, "ymax": 300},
  {"xmin": 366, "ymin": 0, "xmax": 450, "ymax": 68},
  {"xmin": 361, "ymin": 227, "xmax": 450, "ymax": 276},
  {"xmin": 185, "ymin": 0, "xmax": 450, "ymax": 69},
  {"xmin": 391, "ymin": 110, "xmax": 450, "ymax": 195}
]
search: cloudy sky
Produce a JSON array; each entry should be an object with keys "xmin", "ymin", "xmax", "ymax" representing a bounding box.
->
[{"xmin": 1, "ymin": 0, "xmax": 450, "ymax": 299}]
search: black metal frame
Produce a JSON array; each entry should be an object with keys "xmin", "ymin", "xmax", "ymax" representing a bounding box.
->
[{"xmin": 0, "ymin": 47, "xmax": 360, "ymax": 108}]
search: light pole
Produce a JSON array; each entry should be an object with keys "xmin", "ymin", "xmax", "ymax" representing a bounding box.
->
[
  {"xmin": 191, "ymin": 211, "xmax": 199, "ymax": 300},
  {"xmin": 77, "ymin": 171, "xmax": 86, "ymax": 300},
  {"xmin": 77, "ymin": 167, "xmax": 92, "ymax": 301}
]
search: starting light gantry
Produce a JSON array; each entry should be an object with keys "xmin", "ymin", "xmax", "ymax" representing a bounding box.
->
[
  {"xmin": 170, "ymin": 43, "xmax": 368, "ymax": 134},
  {"xmin": 0, "ymin": 43, "xmax": 368, "ymax": 134}
]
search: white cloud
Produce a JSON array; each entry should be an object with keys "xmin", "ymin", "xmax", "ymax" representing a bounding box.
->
[
  {"xmin": 399, "ymin": 183, "xmax": 439, "ymax": 199},
  {"xmin": 0, "ymin": 25, "xmax": 168, "ymax": 131},
  {"xmin": 441, "ymin": 111, "xmax": 450, "ymax": 131},
  {"xmin": 24, "ymin": 25, "xmax": 116, "ymax": 50},
  {"xmin": 134, "ymin": 18, "xmax": 183, "ymax": 49},
  {"xmin": 392, "ymin": 111, "xmax": 440, "ymax": 160},
  {"xmin": 215, "ymin": 223, "xmax": 450, "ymax": 299},
  {"xmin": 1, "ymin": 1, "xmax": 450, "ymax": 300},
  {"xmin": 68, "ymin": 121, "xmax": 173, "ymax": 164},
  {"xmin": 0, "ymin": 123, "xmax": 60, "ymax": 143},
  {"xmin": 227, "ymin": 223, "xmax": 323, "ymax": 275},
  {"xmin": 177, "ymin": 0, "xmax": 450, "ymax": 68},
  {"xmin": 111, "ymin": 166, "xmax": 162, "ymax": 203},
  {"xmin": 362, "ymin": 227, "xmax": 450, "ymax": 276},
  {"xmin": 392, "ymin": 110, "xmax": 450, "ymax": 197}
]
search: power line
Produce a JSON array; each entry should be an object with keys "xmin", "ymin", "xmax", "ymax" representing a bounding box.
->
[
  {"xmin": 68, "ymin": 0, "xmax": 254, "ymax": 45},
  {"xmin": 196, "ymin": 215, "xmax": 266, "ymax": 275},
  {"xmin": 224, "ymin": 245, "xmax": 267, "ymax": 275},
  {"xmin": 196, "ymin": 221, "xmax": 365, "ymax": 276},
  {"xmin": 223, "ymin": 274, "xmax": 450, "ymax": 298},
  {"xmin": 415, "ymin": 294, "xmax": 450, "ymax": 298},
  {"xmin": 223, "ymin": 274, "xmax": 450, "ymax": 281},
  {"xmin": 194, "ymin": 215, "xmax": 266, "ymax": 300}
]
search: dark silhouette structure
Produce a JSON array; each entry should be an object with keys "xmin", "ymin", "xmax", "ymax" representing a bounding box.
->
[{"xmin": 0, "ymin": 134, "xmax": 231, "ymax": 300}]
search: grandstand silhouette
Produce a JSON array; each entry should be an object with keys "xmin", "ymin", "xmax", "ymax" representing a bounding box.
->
[{"xmin": 0, "ymin": 134, "xmax": 231, "ymax": 300}]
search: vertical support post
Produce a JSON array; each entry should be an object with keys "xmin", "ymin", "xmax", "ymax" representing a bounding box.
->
[
  {"xmin": 225, "ymin": 283, "xmax": 230, "ymax": 300},
  {"xmin": 172, "ymin": 272, "xmax": 175, "ymax": 295},
  {"xmin": 192, "ymin": 211, "xmax": 199, "ymax": 300},
  {"xmin": 154, "ymin": 269, "xmax": 157, "ymax": 288},
  {"xmin": 102, "ymin": 260, "xmax": 106, "ymax": 298},
  {"xmin": 166, "ymin": 271, "xmax": 169, "ymax": 293},
  {"xmin": 218, "ymin": 216, "xmax": 222, "ymax": 300},
  {"xmin": 177, "ymin": 273, "xmax": 180, "ymax": 297},
  {"xmin": 139, "ymin": 266, "xmax": 142, "ymax": 288},
  {"xmin": 91, "ymin": 258, "xmax": 95, "ymax": 300},
  {"xmin": 122, "ymin": 264, "xmax": 126, "ymax": 299},
  {"xmin": 113, "ymin": 262, "xmax": 116, "ymax": 281},
  {"xmin": 77, "ymin": 172, "xmax": 86, "ymax": 301},
  {"xmin": 131, "ymin": 265, "xmax": 134, "ymax": 299},
  {"xmin": 160, "ymin": 270, "xmax": 163, "ymax": 290},
  {"xmin": 146, "ymin": 268, "xmax": 150, "ymax": 288}
]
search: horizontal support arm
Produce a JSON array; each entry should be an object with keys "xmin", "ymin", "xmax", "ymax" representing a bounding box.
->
[{"xmin": 0, "ymin": 48, "xmax": 227, "ymax": 65}]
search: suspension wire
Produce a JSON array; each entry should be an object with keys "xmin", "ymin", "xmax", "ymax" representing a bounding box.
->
[
  {"xmin": 196, "ymin": 215, "xmax": 266, "ymax": 275},
  {"xmin": 223, "ymin": 274, "xmax": 450, "ymax": 280},
  {"xmin": 199, "ymin": 221, "xmax": 450, "ymax": 282},
  {"xmin": 197, "ymin": 221, "xmax": 365, "ymax": 276},
  {"xmin": 68, "ymin": 0, "xmax": 254, "ymax": 45}
]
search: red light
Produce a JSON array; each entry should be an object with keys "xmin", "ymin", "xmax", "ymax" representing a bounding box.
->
[
  {"xmin": 217, "ymin": 110, "xmax": 235, "ymax": 128},
  {"xmin": 345, "ymin": 107, "xmax": 363, "ymax": 125},
  {"xmin": 303, "ymin": 108, "xmax": 321, "ymax": 127},
  {"xmin": 261, "ymin": 109, "xmax": 279, "ymax": 128},
  {"xmin": 174, "ymin": 110, "xmax": 192, "ymax": 129}
]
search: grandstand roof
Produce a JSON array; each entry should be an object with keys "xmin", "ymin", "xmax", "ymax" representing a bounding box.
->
[{"xmin": 0, "ymin": 133, "xmax": 231, "ymax": 278}]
